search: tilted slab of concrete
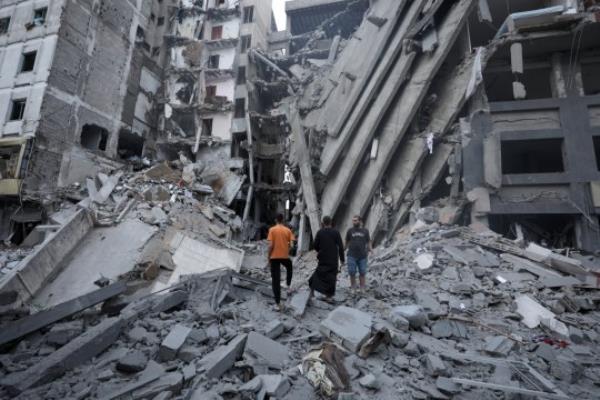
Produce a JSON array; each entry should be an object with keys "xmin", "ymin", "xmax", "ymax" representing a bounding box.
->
[
  {"xmin": 319, "ymin": 0, "xmax": 425, "ymax": 175},
  {"xmin": 34, "ymin": 218, "xmax": 157, "ymax": 307},
  {"xmin": 332, "ymin": 0, "xmax": 477, "ymax": 233},
  {"xmin": 0, "ymin": 208, "xmax": 93, "ymax": 305}
]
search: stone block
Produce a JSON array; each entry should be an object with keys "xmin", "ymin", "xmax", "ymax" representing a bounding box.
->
[
  {"xmin": 264, "ymin": 320, "xmax": 284, "ymax": 339},
  {"xmin": 245, "ymin": 332, "xmax": 289, "ymax": 369},
  {"xmin": 320, "ymin": 306, "xmax": 373, "ymax": 352},
  {"xmin": 423, "ymin": 354, "xmax": 447, "ymax": 377},
  {"xmin": 117, "ymin": 351, "xmax": 148, "ymax": 373},
  {"xmin": 159, "ymin": 324, "xmax": 192, "ymax": 361},
  {"xmin": 199, "ymin": 334, "xmax": 247, "ymax": 378},
  {"xmin": 390, "ymin": 305, "xmax": 428, "ymax": 329},
  {"xmin": 289, "ymin": 289, "xmax": 311, "ymax": 317},
  {"xmin": 483, "ymin": 336, "xmax": 515, "ymax": 357},
  {"xmin": 46, "ymin": 320, "xmax": 84, "ymax": 346},
  {"xmin": 358, "ymin": 373, "xmax": 380, "ymax": 390}
]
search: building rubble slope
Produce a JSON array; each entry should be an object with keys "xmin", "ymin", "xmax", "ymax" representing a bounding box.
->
[{"xmin": 1, "ymin": 0, "xmax": 600, "ymax": 400}]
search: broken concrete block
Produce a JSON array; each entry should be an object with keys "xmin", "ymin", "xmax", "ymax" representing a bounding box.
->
[
  {"xmin": 483, "ymin": 336, "xmax": 515, "ymax": 357},
  {"xmin": 358, "ymin": 373, "xmax": 380, "ymax": 390},
  {"xmin": 431, "ymin": 320, "xmax": 468, "ymax": 339},
  {"xmin": 514, "ymin": 295, "xmax": 569, "ymax": 337},
  {"xmin": 255, "ymin": 375, "xmax": 291, "ymax": 398},
  {"xmin": 263, "ymin": 320, "xmax": 284, "ymax": 339},
  {"xmin": 159, "ymin": 324, "xmax": 192, "ymax": 361},
  {"xmin": 524, "ymin": 243, "xmax": 552, "ymax": 263},
  {"xmin": 436, "ymin": 376, "xmax": 460, "ymax": 395},
  {"xmin": 390, "ymin": 305, "xmax": 428, "ymax": 329},
  {"xmin": 245, "ymin": 332, "xmax": 289, "ymax": 369},
  {"xmin": 1, "ymin": 317, "xmax": 125, "ymax": 395},
  {"xmin": 132, "ymin": 372, "xmax": 183, "ymax": 399},
  {"xmin": 198, "ymin": 334, "xmax": 247, "ymax": 378},
  {"xmin": 289, "ymin": 289, "xmax": 311, "ymax": 317},
  {"xmin": 414, "ymin": 253, "xmax": 435, "ymax": 270},
  {"xmin": 423, "ymin": 354, "xmax": 447, "ymax": 377},
  {"xmin": 320, "ymin": 306, "xmax": 373, "ymax": 352},
  {"xmin": 389, "ymin": 311, "xmax": 410, "ymax": 331},
  {"xmin": 117, "ymin": 351, "xmax": 148, "ymax": 373},
  {"xmin": 97, "ymin": 360, "xmax": 165, "ymax": 400},
  {"xmin": 97, "ymin": 369, "xmax": 114, "ymax": 381},
  {"xmin": 239, "ymin": 376, "xmax": 263, "ymax": 394},
  {"xmin": 178, "ymin": 345, "xmax": 204, "ymax": 363},
  {"xmin": 46, "ymin": 320, "xmax": 84, "ymax": 347}
]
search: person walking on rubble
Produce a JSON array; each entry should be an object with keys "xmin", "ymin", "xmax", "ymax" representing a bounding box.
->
[
  {"xmin": 345, "ymin": 215, "xmax": 372, "ymax": 294},
  {"xmin": 267, "ymin": 213, "xmax": 296, "ymax": 312},
  {"xmin": 309, "ymin": 216, "xmax": 345, "ymax": 302}
]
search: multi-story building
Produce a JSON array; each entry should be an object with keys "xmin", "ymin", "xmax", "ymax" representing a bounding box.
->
[{"xmin": 0, "ymin": 0, "xmax": 168, "ymax": 199}]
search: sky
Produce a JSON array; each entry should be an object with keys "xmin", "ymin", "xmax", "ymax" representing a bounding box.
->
[{"xmin": 272, "ymin": 0, "xmax": 288, "ymax": 31}]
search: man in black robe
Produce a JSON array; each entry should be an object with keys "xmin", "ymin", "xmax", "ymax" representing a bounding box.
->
[{"xmin": 309, "ymin": 216, "xmax": 345, "ymax": 301}]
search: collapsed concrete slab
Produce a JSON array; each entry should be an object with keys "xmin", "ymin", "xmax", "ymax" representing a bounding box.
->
[
  {"xmin": 198, "ymin": 334, "xmax": 247, "ymax": 378},
  {"xmin": 320, "ymin": 306, "xmax": 373, "ymax": 352},
  {"xmin": 245, "ymin": 331, "xmax": 290, "ymax": 369}
]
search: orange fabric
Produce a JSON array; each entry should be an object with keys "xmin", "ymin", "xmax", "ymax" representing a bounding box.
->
[{"xmin": 267, "ymin": 224, "xmax": 295, "ymax": 259}]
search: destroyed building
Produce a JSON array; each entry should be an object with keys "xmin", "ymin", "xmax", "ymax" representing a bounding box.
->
[{"xmin": 1, "ymin": 0, "xmax": 600, "ymax": 400}]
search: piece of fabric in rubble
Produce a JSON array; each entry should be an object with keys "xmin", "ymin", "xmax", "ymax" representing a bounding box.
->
[{"xmin": 301, "ymin": 343, "xmax": 350, "ymax": 398}]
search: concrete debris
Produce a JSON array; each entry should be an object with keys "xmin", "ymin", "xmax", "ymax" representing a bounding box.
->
[
  {"xmin": 320, "ymin": 306, "xmax": 373, "ymax": 352},
  {"xmin": 1, "ymin": 1, "xmax": 600, "ymax": 400}
]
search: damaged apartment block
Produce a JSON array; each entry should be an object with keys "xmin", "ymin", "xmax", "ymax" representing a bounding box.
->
[{"xmin": 1, "ymin": 0, "xmax": 600, "ymax": 399}]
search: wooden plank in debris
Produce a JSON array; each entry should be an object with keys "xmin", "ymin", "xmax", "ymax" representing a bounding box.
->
[
  {"xmin": 290, "ymin": 106, "xmax": 321, "ymax": 237},
  {"xmin": 0, "ymin": 281, "xmax": 126, "ymax": 347},
  {"xmin": 320, "ymin": 0, "xmax": 425, "ymax": 176},
  {"xmin": 332, "ymin": 0, "xmax": 477, "ymax": 228}
]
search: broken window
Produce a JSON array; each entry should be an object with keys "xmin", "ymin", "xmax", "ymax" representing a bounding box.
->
[
  {"xmin": 33, "ymin": 7, "xmax": 47, "ymax": 26},
  {"xmin": 136, "ymin": 26, "xmax": 145, "ymax": 42},
  {"xmin": 501, "ymin": 138, "xmax": 565, "ymax": 174},
  {"xmin": 237, "ymin": 66, "xmax": 246, "ymax": 84},
  {"xmin": 80, "ymin": 124, "xmax": 108, "ymax": 151},
  {"xmin": 0, "ymin": 145, "xmax": 21, "ymax": 179},
  {"xmin": 9, "ymin": 99, "xmax": 26, "ymax": 121},
  {"xmin": 20, "ymin": 51, "xmax": 37, "ymax": 73},
  {"xmin": 157, "ymin": 17, "xmax": 165, "ymax": 26},
  {"xmin": 201, "ymin": 119, "xmax": 213, "ymax": 136},
  {"xmin": 594, "ymin": 136, "xmax": 600, "ymax": 171},
  {"xmin": 0, "ymin": 17, "xmax": 10, "ymax": 34},
  {"xmin": 485, "ymin": 67, "xmax": 553, "ymax": 102},
  {"xmin": 206, "ymin": 85, "xmax": 217, "ymax": 97},
  {"xmin": 243, "ymin": 6, "xmax": 254, "ymax": 23},
  {"xmin": 117, "ymin": 130, "xmax": 144, "ymax": 159},
  {"xmin": 207, "ymin": 54, "xmax": 220, "ymax": 69},
  {"xmin": 582, "ymin": 61, "xmax": 600, "ymax": 96},
  {"xmin": 234, "ymin": 98, "xmax": 245, "ymax": 118},
  {"xmin": 240, "ymin": 35, "xmax": 251, "ymax": 53},
  {"xmin": 211, "ymin": 25, "xmax": 223, "ymax": 40}
]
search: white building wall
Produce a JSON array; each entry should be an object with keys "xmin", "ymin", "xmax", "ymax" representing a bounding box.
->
[
  {"xmin": 215, "ymin": 79, "xmax": 235, "ymax": 101},
  {"xmin": 205, "ymin": 111, "xmax": 233, "ymax": 141},
  {"xmin": 0, "ymin": 0, "xmax": 65, "ymax": 138},
  {"xmin": 207, "ymin": 47, "xmax": 236, "ymax": 70},
  {"xmin": 205, "ymin": 18, "xmax": 240, "ymax": 40}
]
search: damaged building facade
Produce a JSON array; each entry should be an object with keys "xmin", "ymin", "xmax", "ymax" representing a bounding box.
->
[
  {"xmin": 2, "ymin": 1, "xmax": 600, "ymax": 400},
  {"xmin": 246, "ymin": 0, "xmax": 600, "ymax": 252}
]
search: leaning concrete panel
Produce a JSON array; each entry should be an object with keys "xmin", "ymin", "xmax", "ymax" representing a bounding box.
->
[
  {"xmin": 369, "ymin": 47, "xmax": 493, "ymax": 235},
  {"xmin": 324, "ymin": 0, "xmax": 410, "ymax": 138},
  {"xmin": 333, "ymin": 0, "xmax": 476, "ymax": 230},
  {"xmin": 319, "ymin": 0, "xmax": 425, "ymax": 176},
  {"xmin": 0, "ymin": 209, "xmax": 93, "ymax": 304}
]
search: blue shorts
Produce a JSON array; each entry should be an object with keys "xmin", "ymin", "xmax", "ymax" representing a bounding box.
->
[{"xmin": 347, "ymin": 256, "xmax": 368, "ymax": 276}]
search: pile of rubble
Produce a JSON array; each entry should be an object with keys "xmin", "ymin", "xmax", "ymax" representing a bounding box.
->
[{"xmin": 1, "ymin": 214, "xmax": 599, "ymax": 399}]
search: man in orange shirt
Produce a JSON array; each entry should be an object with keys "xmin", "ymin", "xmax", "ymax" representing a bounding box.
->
[{"xmin": 267, "ymin": 213, "xmax": 295, "ymax": 311}]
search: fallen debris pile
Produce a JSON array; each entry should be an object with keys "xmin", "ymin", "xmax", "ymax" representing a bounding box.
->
[{"xmin": 1, "ymin": 219, "xmax": 598, "ymax": 399}]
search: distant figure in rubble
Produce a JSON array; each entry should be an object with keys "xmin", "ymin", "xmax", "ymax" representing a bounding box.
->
[
  {"xmin": 309, "ymin": 216, "xmax": 345, "ymax": 302},
  {"xmin": 267, "ymin": 213, "xmax": 296, "ymax": 312},
  {"xmin": 345, "ymin": 215, "xmax": 372, "ymax": 293}
]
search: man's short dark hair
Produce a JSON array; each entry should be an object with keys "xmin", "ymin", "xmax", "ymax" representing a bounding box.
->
[
  {"xmin": 276, "ymin": 214, "xmax": 284, "ymax": 223},
  {"xmin": 322, "ymin": 215, "xmax": 332, "ymax": 226},
  {"xmin": 353, "ymin": 215, "xmax": 362, "ymax": 221}
]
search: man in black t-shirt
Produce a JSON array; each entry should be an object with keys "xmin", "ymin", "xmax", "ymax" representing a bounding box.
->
[{"xmin": 345, "ymin": 215, "xmax": 372, "ymax": 292}]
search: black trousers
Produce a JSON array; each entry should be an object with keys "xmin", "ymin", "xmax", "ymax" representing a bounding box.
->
[{"xmin": 270, "ymin": 258, "xmax": 293, "ymax": 304}]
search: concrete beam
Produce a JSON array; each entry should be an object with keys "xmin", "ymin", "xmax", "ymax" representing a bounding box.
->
[
  {"xmin": 0, "ymin": 281, "xmax": 126, "ymax": 347},
  {"xmin": 290, "ymin": 105, "xmax": 321, "ymax": 237},
  {"xmin": 334, "ymin": 0, "xmax": 477, "ymax": 232}
]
